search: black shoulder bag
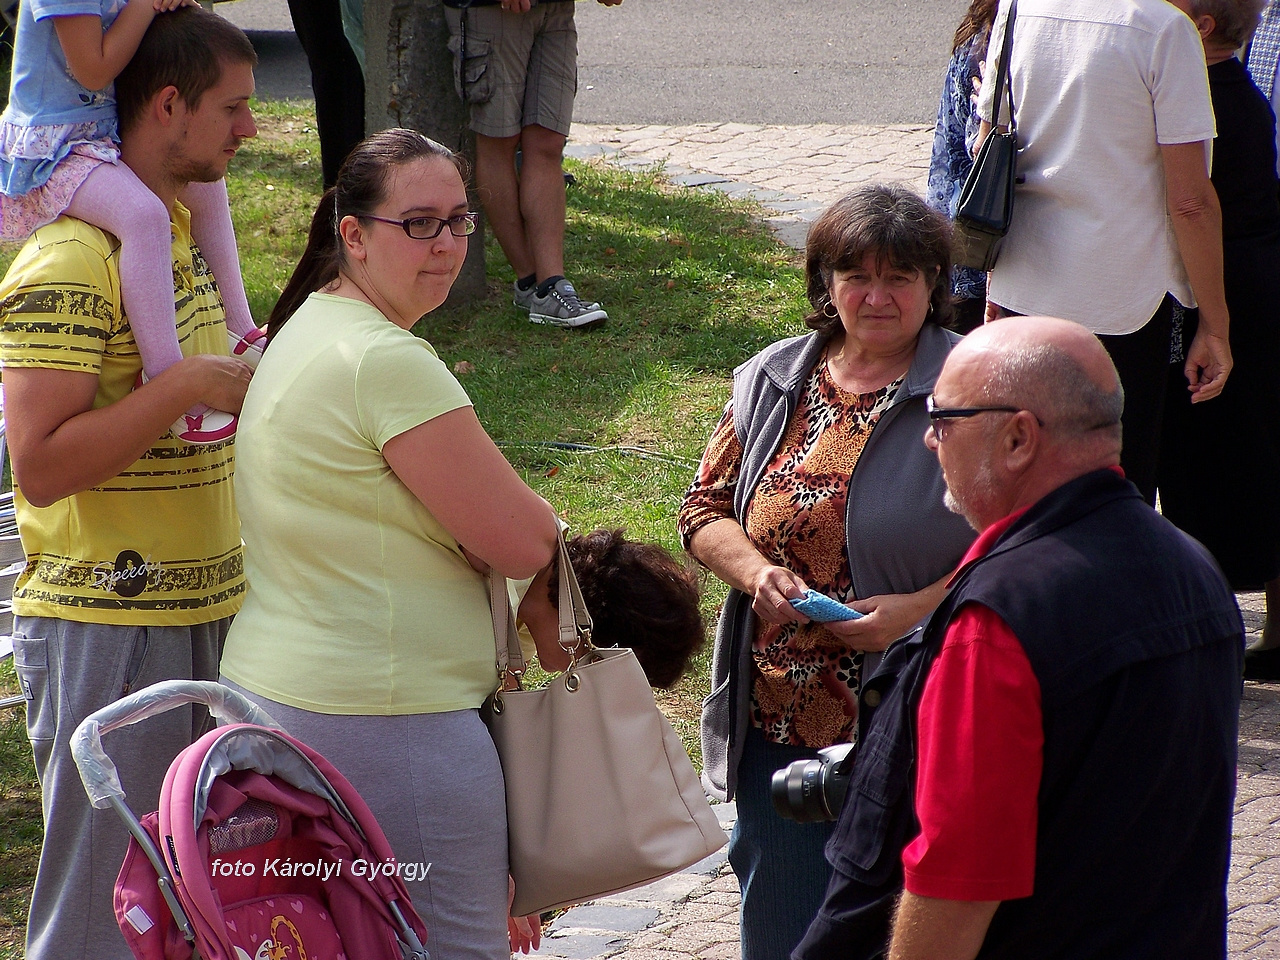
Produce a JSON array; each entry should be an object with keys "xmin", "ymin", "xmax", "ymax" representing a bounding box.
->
[{"xmin": 953, "ymin": 0, "xmax": 1019, "ymax": 272}]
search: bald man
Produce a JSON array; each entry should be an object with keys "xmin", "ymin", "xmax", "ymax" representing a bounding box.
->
[{"xmin": 795, "ymin": 317, "xmax": 1244, "ymax": 960}]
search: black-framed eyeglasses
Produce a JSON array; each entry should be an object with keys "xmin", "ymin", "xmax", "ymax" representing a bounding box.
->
[
  {"xmin": 361, "ymin": 212, "xmax": 478, "ymax": 239},
  {"xmin": 926, "ymin": 394, "xmax": 1041, "ymax": 441}
]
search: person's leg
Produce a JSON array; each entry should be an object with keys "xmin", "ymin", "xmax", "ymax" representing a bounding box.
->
[
  {"xmin": 66, "ymin": 163, "xmax": 183, "ymax": 380},
  {"xmin": 13, "ymin": 617, "xmax": 228, "ymax": 960},
  {"xmin": 475, "ymin": 132, "xmax": 537, "ymax": 278},
  {"xmin": 521, "ymin": 0, "xmax": 576, "ymax": 285},
  {"xmin": 337, "ymin": 0, "xmax": 365, "ymax": 73},
  {"xmin": 728, "ymin": 726, "xmax": 836, "ymax": 960},
  {"xmin": 1097, "ymin": 296, "xmax": 1174, "ymax": 506},
  {"xmin": 219, "ymin": 682, "xmax": 511, "ymax": 960},
  {"xmin": 1262, "ymin": 577, "xmax": 1280, "ymax": 648},
  {"xmin": 180, "ymin": 179, "xmax": 257, "ymax": 339},
  {"xmin": 518, "ymin": 123, "xmax": 567, "ymax": 281},
  {"xmin": 447, "ymin": 3, "xmax": 537, "ymax": 281},
  {"xmin": 286, "ymin": 0, "xmax": 365, "ymax": 188}
]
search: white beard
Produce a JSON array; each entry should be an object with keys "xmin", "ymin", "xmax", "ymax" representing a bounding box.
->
[{"xmin": 943, "ymin": 459, "xmax": 999, "ymax": 532}]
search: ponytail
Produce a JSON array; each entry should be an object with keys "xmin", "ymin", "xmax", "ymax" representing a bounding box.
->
[{"xmin": 265, "ymin": 187, "xmax": 341, "ymax": 344}]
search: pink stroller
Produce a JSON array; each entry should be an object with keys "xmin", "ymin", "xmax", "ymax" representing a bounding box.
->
[{"xmin": 70, "ymin": 680, "xmax": 430, "ymax": 960}]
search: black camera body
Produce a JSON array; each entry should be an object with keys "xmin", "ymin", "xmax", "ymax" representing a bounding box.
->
[{"xmin": 770, "ymin": 742, "xmax": 855, "ymax": 823}]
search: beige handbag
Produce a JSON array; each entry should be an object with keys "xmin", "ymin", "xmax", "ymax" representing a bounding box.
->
[{"xmin": 486, "ymin": 537, "xmax": 726, "ymax": 917}]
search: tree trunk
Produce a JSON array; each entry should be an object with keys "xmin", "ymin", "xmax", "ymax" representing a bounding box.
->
[{"xmin": 363, "ymin": 0, "xmax": 487, "ymax": 304}]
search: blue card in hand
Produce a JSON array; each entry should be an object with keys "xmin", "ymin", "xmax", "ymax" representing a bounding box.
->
[{"xmin": 789, "ymin": 589, "xmax": 864, "ymax": 622}]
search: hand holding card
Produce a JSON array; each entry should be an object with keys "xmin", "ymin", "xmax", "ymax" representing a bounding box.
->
[{"xmin": 788, "ymin": 589, "xmax": 864, "ymax": 622}]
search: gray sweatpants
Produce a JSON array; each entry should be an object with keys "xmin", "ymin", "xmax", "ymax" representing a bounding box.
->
[
  {"xmin": 221, "ymin": 679, "xmax": 511, "ymax": 960},
  {"xmin": 11, "ymin": 616, "xmax": 228, "ymax": 960}
]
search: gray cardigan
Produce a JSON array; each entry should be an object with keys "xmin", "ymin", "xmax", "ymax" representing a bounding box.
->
[{"xmin": 698, "ymin": 323, "xmax": 976, "ymax": 800}]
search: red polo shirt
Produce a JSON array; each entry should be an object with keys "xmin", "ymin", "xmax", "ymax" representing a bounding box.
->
[{"xmin": 900, "ymin": 507, "xmax": 1044, "ymax": 901}]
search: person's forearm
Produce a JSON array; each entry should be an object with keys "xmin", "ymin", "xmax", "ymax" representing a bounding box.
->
[
  {"xmin": 54, "ymin": 0, "xmax": 155, "ymax": 91},
  {"xmin": 1162, "ymin": 141, "xmax": 1229, "ymax": 339},
  {"xmin": 888, "ymin": 892, "xmax": 998, "ymax": 960},
  {"xmin": 687, "ymin": 518, "xmax": 771, "ymax": 596},
  {"xmin": 824, "ymin": 572, "xmax": 953, "ymax": 653},
  {"xmin": 1168, "ymin": 189, "xmax": 1229, "ymax": 338},
  {"xmin": 5, "ymin": 359, "xmax": 238, "ymax": 507},
  {"xmin": 898, "ymin": 576, "xmax": 950, "ymax": 625},
  {"xmin": 974, "ymin": 118, "xmax": 992, "ymax": 157}
]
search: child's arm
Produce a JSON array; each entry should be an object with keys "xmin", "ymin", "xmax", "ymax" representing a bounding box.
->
[
  {"xmin": 515, "ymin": 564, "xmax": 573, "ymax": 673},
  {"xmin": 54, "ymin": 0, "xmax": 196, "ymax": 92},
  {"xmin": 462, "ymin": 546, "xmax": 573, "ymax": 672}
]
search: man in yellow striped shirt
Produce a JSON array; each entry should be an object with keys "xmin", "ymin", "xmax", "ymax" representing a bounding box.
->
[{"xmin": 0, "ymin": 10, "xmax": 257, "ymax": 959}]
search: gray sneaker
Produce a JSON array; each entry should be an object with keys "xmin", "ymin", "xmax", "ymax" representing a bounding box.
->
[
  {"xmin": 513, "ymin": 279, "xmax": 537, "ymax": 312},
  {"xmin": 528, "ymin": 279, "xmax": 608, "ymax": 329}
]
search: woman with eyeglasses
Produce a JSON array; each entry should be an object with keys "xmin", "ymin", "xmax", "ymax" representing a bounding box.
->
[
  {"xmin": 677, "ymin": 184, "xmax": 976, "ymax": 960},
  {"xmin": 219, "ymin": 128, "xmax": 561, "ymax": 960}
]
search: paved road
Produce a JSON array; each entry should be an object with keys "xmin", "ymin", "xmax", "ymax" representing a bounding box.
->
[
  {"xmin": 216, "ymin": 0, "xmax": 970, "ymax": 125},
  {"xmin": 572, "ymin": 0, "xmax": 968, "ymax": 125}
]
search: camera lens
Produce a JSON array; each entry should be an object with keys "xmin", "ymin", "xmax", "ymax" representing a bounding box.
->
[
  {"xmin": 769, "ymin": 742, "xmax": 855, "ymax": 823},
  {"xmin": 770, "ymin": 759, "xmax": 828, "ymax": 823}
]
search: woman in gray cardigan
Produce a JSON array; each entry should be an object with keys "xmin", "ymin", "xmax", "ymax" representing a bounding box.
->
[{"xmin": 678, "ymin": 185, "xmax": 975, "ymax": 960}]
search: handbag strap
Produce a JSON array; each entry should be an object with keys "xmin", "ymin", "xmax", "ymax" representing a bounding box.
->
[
  {"xmin": 990, "ymin": 0, "xmax": 1018, "ymax": 133},
  {"xmin": 488, "ymin": 535, "xmax": 595, "ymax": 689}
]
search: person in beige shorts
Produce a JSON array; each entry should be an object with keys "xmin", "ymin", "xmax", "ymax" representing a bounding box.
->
[{"xmin": 445, "ymin": 0, "xmax": 622, "ymax": 329}]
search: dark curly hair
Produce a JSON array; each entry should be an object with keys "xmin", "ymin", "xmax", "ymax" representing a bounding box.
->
[
  {"xmin": 548, "ymin": 529, "xmax": 705, "ymax": 689},
  {"xmin": 803, "ymin": 184, "xmax": 954, "ymax": 335}
]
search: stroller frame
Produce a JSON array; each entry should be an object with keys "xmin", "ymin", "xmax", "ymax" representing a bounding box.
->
[{"xmin": 71, "ymin": 679, "xmax": 430, "ymax": 960}]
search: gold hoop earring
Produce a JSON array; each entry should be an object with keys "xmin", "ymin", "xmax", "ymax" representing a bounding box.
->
[{"xmin": 822, "ymin": 301, "xmax": 839, "ymax": 319}]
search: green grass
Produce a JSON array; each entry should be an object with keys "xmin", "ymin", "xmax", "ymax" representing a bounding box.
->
[{"xmin": 0, "ymin": 99, "xmax": 808, "ymax": 953}]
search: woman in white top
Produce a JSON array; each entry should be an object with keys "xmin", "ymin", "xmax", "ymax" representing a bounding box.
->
[{"xmin": 221, "ymin": 128, "xmax": 559, "ymax": 959}]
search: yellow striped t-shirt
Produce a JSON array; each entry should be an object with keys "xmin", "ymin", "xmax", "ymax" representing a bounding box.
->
[{"xmin": 0, "ymin": 207, "xmax": 245, "ymax": 624}]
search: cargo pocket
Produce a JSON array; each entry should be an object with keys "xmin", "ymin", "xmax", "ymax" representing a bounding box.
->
[
  {"xmin": 447, "ymin": 31, "xmax": 494, "ymax": 104},
  {"xmin": 828, "ymin": 734, "xmax": 914, "ymax": 885},
  {"xmin": 11, "ymin": 633, "xmax": 53, "ymax": 751}
]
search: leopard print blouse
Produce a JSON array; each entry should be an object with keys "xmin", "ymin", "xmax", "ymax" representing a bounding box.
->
[{"xmin": 679, "ymin": 355, "xmax": 903, "ymax": 748}]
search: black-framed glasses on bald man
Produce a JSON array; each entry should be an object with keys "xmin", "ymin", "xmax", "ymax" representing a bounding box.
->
[
  {"xmin": 926, "ymin": 394, "xmax": 1042, "ymax": 441},
  {"xmin": 361, "ymin": 212, "xmax": 479, "ymax": 239}
]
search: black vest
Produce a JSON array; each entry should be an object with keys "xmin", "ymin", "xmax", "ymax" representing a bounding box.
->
[{"xmin": 798, "ymin": 470, "xmax": 1243, "ymax": 960}]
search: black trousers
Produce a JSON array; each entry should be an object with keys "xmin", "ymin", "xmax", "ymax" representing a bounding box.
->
[
  {"xmin": 286, "ymin": 0, "xmax": 365, "ymax": 188},
  {"xmin": 995, "ymin": 296, "xmax": 1173, "ymax": 506},
  {"xmin": 1097, "ymin": 296, "xmax": 1174, "ymax": 507}
]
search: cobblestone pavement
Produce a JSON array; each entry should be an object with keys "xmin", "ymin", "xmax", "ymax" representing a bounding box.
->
[
  {"xmin": 567, "ymin": 122, "xmax": 934, "ymax": 250},
  {"xmin": 533, "ymin": 123, "xmax": 1280, "ymax": 959}
]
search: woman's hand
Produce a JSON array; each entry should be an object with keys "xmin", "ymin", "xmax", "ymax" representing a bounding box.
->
[
  {"xmin": 508, "ymin": 876, "xmax": 542, "ymax": 954},
  {"xmin": 1184, "ymin": 329, "xmax": 1232, "ymax": 403},
  {"xmin": 822, "ymin": 576, "xmax": 951, "ymax": 653},
  {"xmin": 687, "ymin": 520, "xmax": 811, "ymax": 625},
  {"xmin": 751, "ymin": 564, "xmax": 812, "ymax": 626}
]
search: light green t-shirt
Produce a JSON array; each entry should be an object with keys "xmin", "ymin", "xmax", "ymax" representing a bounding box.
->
[{"xmin": 221, "ymin": 293, "xmax": 496, "ymax": 714}]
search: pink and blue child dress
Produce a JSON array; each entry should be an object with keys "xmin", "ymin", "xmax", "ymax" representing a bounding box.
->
[{"xmin": 0, "ymin": 0, "xmax": 125, "ymax": 240}]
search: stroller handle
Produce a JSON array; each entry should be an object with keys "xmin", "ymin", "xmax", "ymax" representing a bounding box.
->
[{"xmin": 71, "ymin": 680, "xmax": 279, "ymax": 809}]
